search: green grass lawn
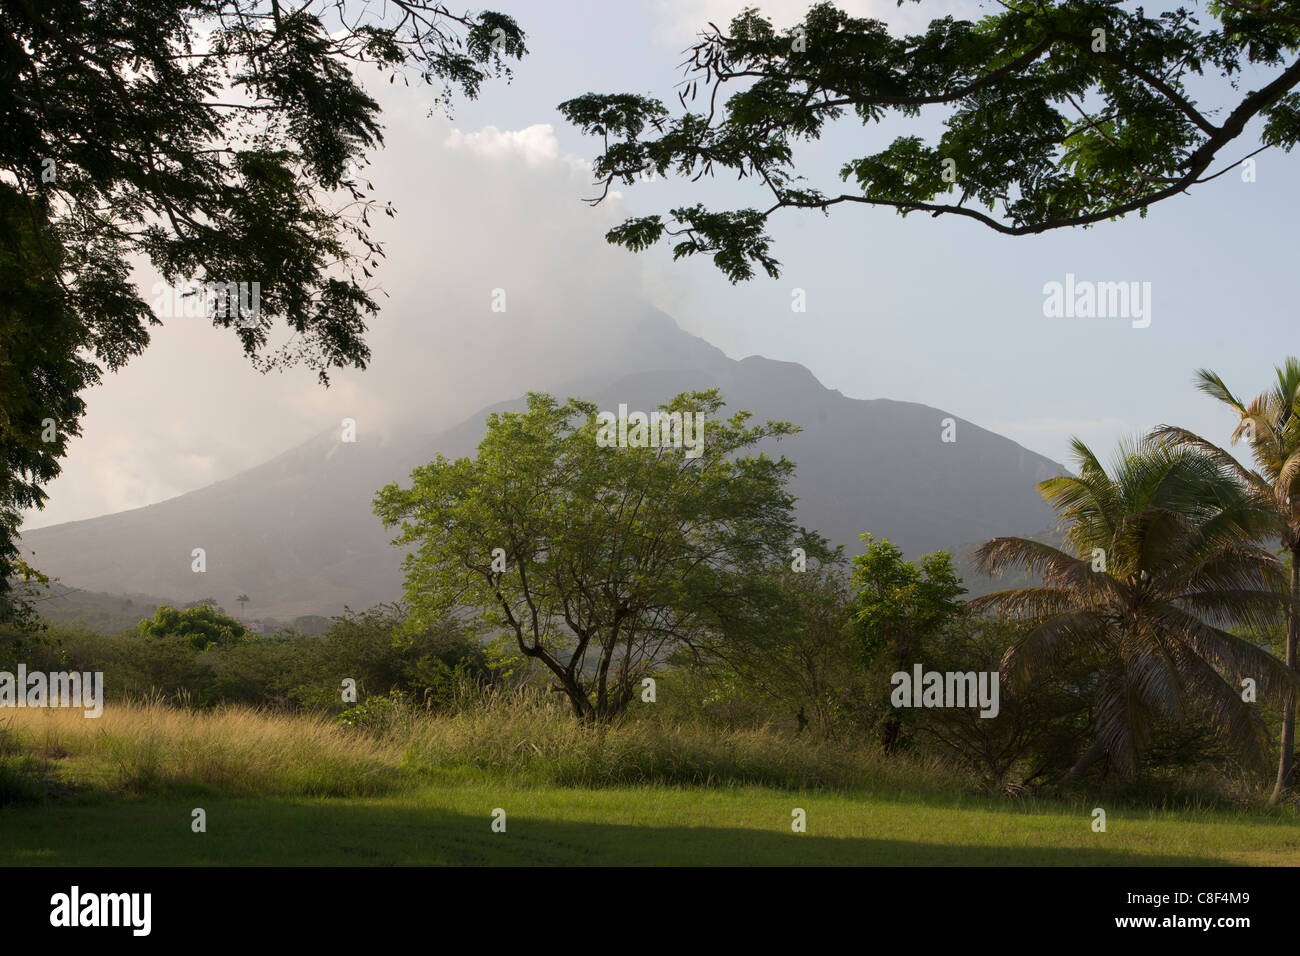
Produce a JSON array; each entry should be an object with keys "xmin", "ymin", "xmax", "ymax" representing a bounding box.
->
[
  {"xmin": 4, "ymin": 701, "xmax": 1300, "ymax": 866},
  {"xmin": 5, "ymin": 773, "xmax": 1300, "ymax": 866}
]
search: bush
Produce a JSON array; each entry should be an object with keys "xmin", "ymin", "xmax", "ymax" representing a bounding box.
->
[
  {"xmin": 904, "ymin": 617, "xmax": 1094, "ymax": 791},
  {"xmin": 337, "ymin": 689, "xmax": 408, "ymax": 732},
  {"xmin": 3, "ymin": 603, "xmax": 496, "ymax": 714},
  {"xmin": 138, "ymin": 604, "xmax": 249, "ymax": 650},
  {"xmin": 0, "ymin": 719, "xmax": 49, "ymax": 805}
]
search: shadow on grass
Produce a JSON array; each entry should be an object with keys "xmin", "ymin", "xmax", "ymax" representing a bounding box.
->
[{"xmin": 0, "ymin": 798, "xmax": 1230, "ymax": 866}]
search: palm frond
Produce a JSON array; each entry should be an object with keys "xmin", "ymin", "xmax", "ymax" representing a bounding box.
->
[
  {"xmin": 1194, "ymin": 368, "xmax": 1247, "ymax": 414},
  {"xmin": 1175, "ymin": 647, "xmax": 1272, "ymax": 768},
  {"xmin": 966, "ymin": 586, "xmax": 1073, "ymax": 620},
  {"xmin": 1092, "ymin": 671, "xmax": 1152, "ymax": 776},
  {"xmin": 999, "ymin": 609, "xmax": 1109, "ymax": 689},
  {"xmin": 1149, "ymin": 424, "xmax": 1270, "ymax": 497},
  {"xmin": 1146, "ymin": 602, "xmax": 1295, "ymax": 701}
]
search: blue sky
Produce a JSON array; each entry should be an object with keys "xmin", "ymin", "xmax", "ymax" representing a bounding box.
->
[{"xmin": 454, "ymin": 0, "xmax": 1296, "ymax": 463}]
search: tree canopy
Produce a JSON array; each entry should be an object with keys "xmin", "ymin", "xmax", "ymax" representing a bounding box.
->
[
  {"xmin": 139, "ymin": 602, "xmax": 250, "ymax": 650},
  {"xmin": 1152, "ymin": 358, "xmax": 1300, "ymax": 801},
  {"xmin": 851, "ymin": 533, "xmax": 968, "ymax": 751},
  {"xmin": 0, "ymin": 0, "xmax": 526, "ymax": 617},
  {"xmin": 973, "ymin": 436, "xmax": 1294, "ymax": 780},
  {"xmin": 374, "ymin": 389, "xmax": 825, "ymax": 721},
  {"xmin": 560, "ymin": 0, "xmax": 1300, "ymax": 281}
]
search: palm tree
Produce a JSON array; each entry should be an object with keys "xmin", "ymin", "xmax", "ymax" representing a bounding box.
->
[
  {"xmin": 972, "ymin": 436, "xmax": 1292, "ymax": 785},
  {"xmin": 236, "ymin": 593, "xmax": 250, "ymax": 619},
  {"xmin": 1152, "ymin": 359, "xmax": 1300, "ymax": 803}
]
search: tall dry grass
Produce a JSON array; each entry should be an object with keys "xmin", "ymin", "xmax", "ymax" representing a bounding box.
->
[
  {"xmin": 0, "ymin": 694, "xmax": 403, "ymax": 799},
  {"xmin": 397, "ymin": 685, "xmax": 964, "ymax": 793},
  {"xmin": 0, "ymin": 687, "xmax": 970, "ymax": 802}
]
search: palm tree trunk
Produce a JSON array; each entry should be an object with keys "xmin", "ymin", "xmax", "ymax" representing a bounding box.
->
[
  {"xmin": 1061, "ymin": 737, "xmax": 1106, "ymax": 787},
  {"xmin": 1269, "ymin": 548, "xmax": 1300, "ymax": 806}
]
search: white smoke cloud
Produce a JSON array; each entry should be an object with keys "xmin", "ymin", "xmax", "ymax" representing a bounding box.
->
[
  {"xmin": 444, "ymin": 123, "xmax": 590, "ymax": 173},
  {"xmin": 23, "ymin": 86, "xmax": 656, "ymax": 529}
]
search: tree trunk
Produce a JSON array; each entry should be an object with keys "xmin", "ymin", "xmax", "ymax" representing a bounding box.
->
[
  {"xmin": 1061, "ymin": 737, "xmax": 1106, "ymax": 787},
  {"xmin": 554, "ymin": 673, "xmax": 591, "ymax": 721},
  {"xmin": 1269, "ymin": 546, "xmax": 1300, "ymax": 806},
  {"xmin": 880, "ymin": 716, "xmax": 902, "ymax": 753}
]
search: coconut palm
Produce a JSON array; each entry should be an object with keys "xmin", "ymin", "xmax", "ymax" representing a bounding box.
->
[
  {"xmin": 1151, "ymin": 359, "xmax": 1300, "ymax": 803},
  {"xmin": 972, "ymin": 436, "xmax": 1292, "ymax": 785}
]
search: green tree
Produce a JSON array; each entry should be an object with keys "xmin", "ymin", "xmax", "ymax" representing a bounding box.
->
[
  {"xmin": 908, "ymin": 614, "xmax": 1098, "ymax": 792},
  {"xmin": 0, "ymin": 195, "xmax": 95, "ymax": 626},
  {"xmin": 374, "ymin": 389, "xmax": 813, "ymax": 722},
  {"xmin": 972, "ymin": 436, "xmax": 1293, "ymax": 785},
  {"xmin": 559, "ymin": 1, "xmax": 1300, "ymax": 281},
  {"xmin": 139, "ymin": 603, "xmax": 250, "ymax": 651},
  {"xmin": 851, "ymin": 533, "xmax": 968, "ymax": 752},
  {"xmin": 183, "ymin": 597, "xmax": 225, "ymax": 614},
  {"xmin": 290, "ymin": 614, "xmax": 332, "ymax": 636},
  {"xmin": 695, "ymin": 550, "xmax": 860, "ymax": 738},
  {"xmin": 303, "ymin": 603, "xmax": 486, "ymax": 709},
  {"xmin": 1152, "ymin": 359, "xmax": 1300, "ymax": 803},
  {"xmin": 0, "ymin": 0, "xmax": 526, "ymax": 616}
]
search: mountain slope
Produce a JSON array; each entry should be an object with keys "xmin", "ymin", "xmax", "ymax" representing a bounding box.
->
[{"xmin": 19, "ymin": 312, "xmax": 1064, "ymax": 618}]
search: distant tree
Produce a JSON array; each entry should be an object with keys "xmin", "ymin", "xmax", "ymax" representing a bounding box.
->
[
  {"xmin": 0, "ymin": 0, "xmax": 527, "ymax": 619},
  {"xmin": 1152, "ymin": 359, "xmax": 1300, "ymax": 803},
  {"xmin": 236, "ymin": 593, "xmax": 251, "ymax": 618},
  {"xmin": 139, "ymin": 604, "xmax": 249, "ymax": 651},
  {"xmin": 560, "ymin": 1, "xmax": 1300, "ymax": 281},
  {"xmin": 851, "ymin": 534, "xmax": 968, "ymax": 752},
  {"xmin": 973, "ymin": 437, "xmax": 1293, "ymax": 785},
  {"xmin": 291, "ymin": 614, "xmax": 333, "ymax": 637},
  {"xmin": 183, "ymin": 597, "xmax": 225, "ymax": 615},
  {"xmin": 374, "ymin": 389, "xmax": 817, "ymax": 722},
  {"xmin": 305, "ymin": 603, "xmax": 487, "ymax": 709}
]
